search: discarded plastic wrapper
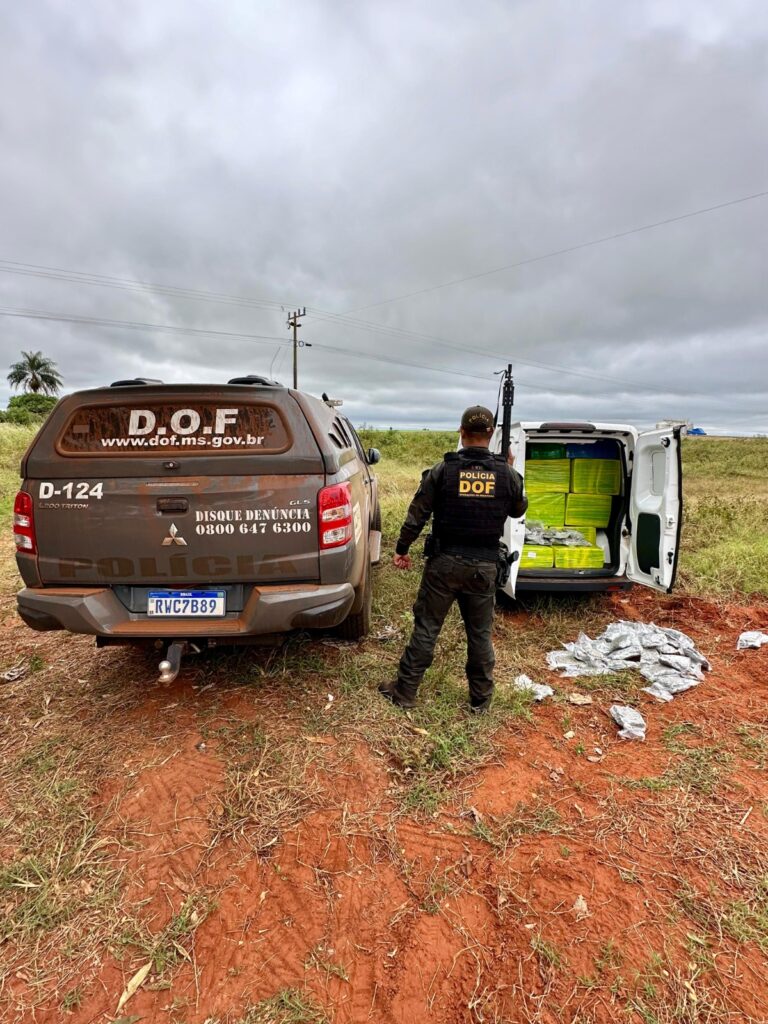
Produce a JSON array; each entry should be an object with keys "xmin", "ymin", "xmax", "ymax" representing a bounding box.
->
[
  {"xmin": 524, "ymin": 522, "xmax": 595, "ymax": 547},
  {"xmin": 737, "ymin": 630, "xmax": 768, "ymax": 650},
  {"xmin": 610, "ymin": 704, "xmax": 646, "ymax": 741},
  {"xmin": 512, "ymin": 674, "xmax": 554, "ymax": 702},
  {"xmin": 546, "ymin": 621, "xmax": 711, "ymax": 702}
]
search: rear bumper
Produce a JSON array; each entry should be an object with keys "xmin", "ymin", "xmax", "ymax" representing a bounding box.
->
[
  {"xmin": 16, "ymin": 582, "xmax": 355, "ymax": 638},
  {"xmin": 514, "ymin": 573, "xmax": 634, "ymax": 594}
]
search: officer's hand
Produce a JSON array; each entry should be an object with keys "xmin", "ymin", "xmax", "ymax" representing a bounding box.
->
[{"xmin": 393, "ymin": 553, "xmax": 412, "ymax": 570}]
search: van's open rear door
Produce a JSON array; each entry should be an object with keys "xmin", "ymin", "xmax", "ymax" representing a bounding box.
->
[
  {"xmin": 627, "ymin": 426, "xmax": 683, "ymax": 593},
  {"xmin": 491, "ymin": 423, "xmax": 526, "ymax": 598}
]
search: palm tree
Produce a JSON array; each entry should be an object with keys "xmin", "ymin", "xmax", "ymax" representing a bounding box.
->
[{"xmin": 7, "ymin": 351, "xmax": 63, "ymax": 395}]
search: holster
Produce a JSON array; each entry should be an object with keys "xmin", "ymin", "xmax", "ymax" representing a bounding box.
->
[
  {"xmin": 496, "ymin": 542, "xmax": 513, "ymax": 588},
  {"xmin": 423, "ymin": 533, "xmax": 440, "ymax": 559}
]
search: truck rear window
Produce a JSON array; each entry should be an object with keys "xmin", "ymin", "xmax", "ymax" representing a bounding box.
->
[{"xmin": 57, "ymin": 402, "xmax": 290, "ymax": 455}]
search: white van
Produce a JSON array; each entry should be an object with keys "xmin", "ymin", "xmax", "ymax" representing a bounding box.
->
[{"xmin": 497, "ymin": 421, "xmax": 683, "ymax": 597}]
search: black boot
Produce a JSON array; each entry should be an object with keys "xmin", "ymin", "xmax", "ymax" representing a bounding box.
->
[
  {"xmin": 469, "ymin": 695, "xmax": 492, "ymax": 715},
  {"xmin": 378, "ymin": 681, "xmax": 417, "ymax": 709}
]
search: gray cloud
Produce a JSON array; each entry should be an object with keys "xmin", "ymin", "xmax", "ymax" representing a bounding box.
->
[{"xmin": 1, "ymin": 0, "xmax": 766, "ymax": 433}]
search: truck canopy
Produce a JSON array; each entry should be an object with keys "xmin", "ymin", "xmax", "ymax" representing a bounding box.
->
[{"xmin": 23, "ymin": 383, "xmax": 331, "ymax": 586}]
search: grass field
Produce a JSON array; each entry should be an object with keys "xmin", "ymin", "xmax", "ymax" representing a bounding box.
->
[{"xmin": 0, "ymin": 423, "xmax": 767, "ymax": 1023}]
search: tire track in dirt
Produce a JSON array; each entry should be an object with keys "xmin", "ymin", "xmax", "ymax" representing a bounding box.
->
[
  {"xmin": 111, "ymin": 734, "xmax": 225, "ymax": 929},
  {"xmin": 8, "ymin": 588, "xmax": 768, "ymax": 1023},
  {"xmin": 180, "ymin": 742, "xmax": 397, "ymax": 1021},
  {"xmin": 302, "ymin": 746, "xmax": 396, "ymax": 1023}
]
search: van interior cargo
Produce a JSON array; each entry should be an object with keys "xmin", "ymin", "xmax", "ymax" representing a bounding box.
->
[{"xmin": 522, "ymin": 434, "xmax": 626, "ymax": 577}]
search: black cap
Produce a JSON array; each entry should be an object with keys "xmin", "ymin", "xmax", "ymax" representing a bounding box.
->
[{"xmin": 460, "ymin": 405, "xmax": 494, "ymax": 433}]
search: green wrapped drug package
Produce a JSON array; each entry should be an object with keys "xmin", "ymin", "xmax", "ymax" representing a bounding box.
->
[
  {"xmin": 565, "ymin": 493, "xmax": 612, "ymax": 528},
  {"xmin": 570, "ymin": 458, "xmax": 622, "ymax": 495},
  {"xmin": 524, "ymin": 459, "xmax": 571, "ymax": 493},
  {"xmin": 521, "ymin": 545, "xmax": 554, "ymax": 569},
  {"xmin": 553, "ymin": 545, "xmax": 605, "ymax": 569},
  {"xmin": 527, "ymin": 492, "xmax": 566, "ymax": 527},
  {"xmin": 578, "ymin": 526, "xmax": 597, "ymax": 545},
  {"xmin": 525, "ymin": 442, "xmax": 566, "ymax": 460}
]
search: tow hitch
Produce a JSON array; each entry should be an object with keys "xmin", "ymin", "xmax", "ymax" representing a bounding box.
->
[{"xmin": 157, "ymin": 640, "xmax": 199, "ymax": 684}]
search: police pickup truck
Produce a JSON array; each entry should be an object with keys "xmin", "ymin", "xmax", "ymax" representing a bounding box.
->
[{"xmin": 13, "ymin": 376, "xmax": 381, "ymax": 678}]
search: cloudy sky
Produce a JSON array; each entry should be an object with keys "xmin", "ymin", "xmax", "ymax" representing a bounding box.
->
[{"xmin": 1, "ymin": 0, "xmax": 766, "ymax": 432}]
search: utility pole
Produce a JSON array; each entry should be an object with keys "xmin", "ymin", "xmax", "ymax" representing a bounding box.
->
[{"xmin": 287, "ymin": 308, "xmax": 307, "ymax": 389}]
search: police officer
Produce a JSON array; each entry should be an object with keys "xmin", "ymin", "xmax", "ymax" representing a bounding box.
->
[{"xmin": 380, "ymin": 406, "xmax": 527, "ymax": 713}]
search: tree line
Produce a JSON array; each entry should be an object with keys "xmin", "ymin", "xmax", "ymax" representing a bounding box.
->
[{"xmin": 3, "ymin": 350, "xmax": 62, "ymax": 424}]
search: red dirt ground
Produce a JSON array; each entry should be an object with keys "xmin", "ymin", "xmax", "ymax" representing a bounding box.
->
[{"xmin": 3, "ymin": 588, "xmax": 768, "ymax": 1023}]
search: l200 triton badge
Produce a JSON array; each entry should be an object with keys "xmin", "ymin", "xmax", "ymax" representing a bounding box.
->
[{"xmin": 162, "ymin": 523, "xmax": 188, "ymax": 546}]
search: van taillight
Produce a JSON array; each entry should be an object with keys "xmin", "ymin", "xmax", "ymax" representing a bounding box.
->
[
  {"xmin": 13, "ymin": 492, "xmax": 36, "ymax": 554},
  {"xmin": 318, "ymin": 482, "xmax": 353, "ymax": 549}
]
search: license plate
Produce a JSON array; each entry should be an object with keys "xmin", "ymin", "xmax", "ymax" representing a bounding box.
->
[{"xmin": 147, "ymin": 590, "xmax": 226, "ymax": 617}]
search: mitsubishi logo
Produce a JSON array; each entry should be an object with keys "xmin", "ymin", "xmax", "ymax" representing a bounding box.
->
[{"xmin": 162, "ymin": 523, "xmax": 187, "ymax": 546}]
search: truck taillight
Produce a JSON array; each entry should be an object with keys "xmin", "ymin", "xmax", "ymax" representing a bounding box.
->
[
  {"xmin": 13, "ymin": 492, "xmax": 37, "ymax": 554},
  {"xmin": 318, "ymin": 482, "xmax": 353, "ymax": 549}
]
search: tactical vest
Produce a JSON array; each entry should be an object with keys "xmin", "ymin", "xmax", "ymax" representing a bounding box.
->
[{"xmin": 433, "ymin": 450, "xmax": 512, "ymax": 557}]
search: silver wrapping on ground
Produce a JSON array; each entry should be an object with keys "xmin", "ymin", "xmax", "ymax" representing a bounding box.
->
[{"xmin": 546, "ymin": 620, "xmax": 710, "ymax": 702}]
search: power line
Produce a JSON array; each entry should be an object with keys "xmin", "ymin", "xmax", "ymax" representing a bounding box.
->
[
  {"xmin": 0, "ymin": 259, "xmax": 293, "ymax": 314},
  {"xmin": 303, "ymin": 307, "xmax": 679, "ymax": 395},
  {"xmin": 0, "ymin": 303, "xmax": 583, "ymax": 394},
  {"xmin": 310, "ymin": 338, "xmax": 591, "ymax": 395},
  {"xmin": 0, "ymin": 306, "xmax": 288, "ymax": 346},
  {"xmin": 342, "ymin": 188, "xmax": 768, "ymax": 313},
  {"xmin": 0, "ymin": 256, "xmax": 639, "ymax": 390},
  {"xmin": 3, "ymin": 185, "xmax": 764, "ymax": 398}
]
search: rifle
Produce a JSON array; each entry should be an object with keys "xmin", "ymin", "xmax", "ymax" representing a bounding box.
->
[{"xmin": 500, "ymin": 362, "xmax": 515, "ymax": 460}]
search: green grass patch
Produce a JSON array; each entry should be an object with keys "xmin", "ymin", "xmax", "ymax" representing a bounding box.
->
[
  {"xmin": 622, "ymin": 775, "xmax": 675, "ymax": 793},
  {"xmin": 304, "ymin": 943, "xmax": 349, "ymax": 981},
  {"xmin": 736, "ymin": 723, "xmax": 768, "ymax": 769},
  {"xmin": 663, "ymin": 730, "xmax": 732, "ymax": 795},
  {"xmin": 594, "ymin": 939, "xmax": 623, "ymax": 973},
  {"xmin": 682, "ymin": 437, "xmax": 768, "ymax": 484},
  {"xmin": 474, "ymin": 800, "xmax": 568, "ymax": 850},
  {"xmin": 209, "ymin": 719, "xmax": 318, "ymax": 852},
  {"xmin": 531, "ymin": 932, "xmax": 563, "ymax": 969},
  {"xmin": 401, "ymin": 778, "xmax": 447, "ymax": 816},
  {"xmin": 358, "ymin": 428, "xmax": 456, "ymax": 467},
  {"xmin": 0, "ymin": 422, "xmax": 37, "ymax": 518},
  {"xmin": 60, "ymin": 985, "xmax": 84, "ymax": 1012},
  {"xmin": 623, "ymin": 730, "xmax": 732, "ymax": 796},
  {"xmin": 567, "ymin": 670, "xmax": 645, "ymax": 698},
  {"xmin": 680, "ymin": 496, "xmax": 768, "ymax": 597},
  {"xmin": 0, "ymin": 817, "xmax": 118, "ymax": 946},
  {"xmin": 237, "ymin": 989, "xmax": 329, "ymax": 1024},
  {"xmin": 147, "ymin": 894, "xmax": 212, "ymax": 974},
  {"xmin": 678, "ymin": 876, "xmax": 768, "ymax": 954}
]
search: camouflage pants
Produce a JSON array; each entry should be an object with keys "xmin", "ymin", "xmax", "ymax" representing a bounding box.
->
[{"xmin": 397, "ymin": 552, "xmax": 497, "ymax": 705}]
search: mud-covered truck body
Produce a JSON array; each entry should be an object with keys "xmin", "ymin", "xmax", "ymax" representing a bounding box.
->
[{"xmin": 14, "ymin": 378, "xmax": 381, "ymax": 650}]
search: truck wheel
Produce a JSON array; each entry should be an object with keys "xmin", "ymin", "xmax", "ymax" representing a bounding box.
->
[
  {"xmin": 337, "ymin": 564, "xmax": 372, "ymax": 640},
  {"xmin": 371, "ymin": 500, "xmax": 382, "ymax": 532}
]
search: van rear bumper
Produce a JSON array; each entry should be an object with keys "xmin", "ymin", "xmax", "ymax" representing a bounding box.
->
[
  {"xmin": 514, "ymin": 573, "xmax": 633, "ymax": 594},
  {"xmin": 16, "ymin": 583, "xmax": 355, "ymax": 637}
]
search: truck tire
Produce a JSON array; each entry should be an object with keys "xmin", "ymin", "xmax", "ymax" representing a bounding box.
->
[
  {"xmin": 337, "ymin": 563, "xmax": 372, "ymax": 640},
  {"xmin": 372, "ymin": 500, "xmax": 382, "ymax": 532}
]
